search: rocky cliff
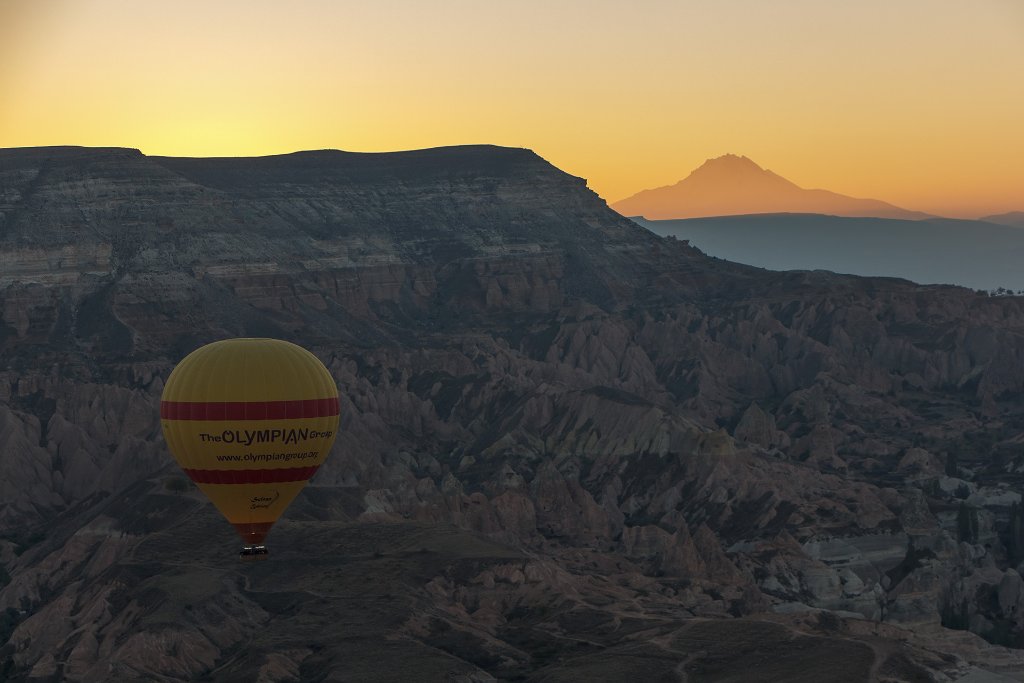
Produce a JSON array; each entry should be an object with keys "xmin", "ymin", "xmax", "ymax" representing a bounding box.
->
[{"xmin": 2, "ymin": 145, "xmax": 1024, "ymax": 681}]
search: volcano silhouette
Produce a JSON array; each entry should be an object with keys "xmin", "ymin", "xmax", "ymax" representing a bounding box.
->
[{"xmin": 612, "ymin": 154, "xmax": 929, "ymax": 220}]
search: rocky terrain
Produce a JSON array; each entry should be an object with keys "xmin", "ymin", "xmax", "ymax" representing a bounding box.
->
[{"xmin": 1, "ymin": 145, "xmax": 1024, "ymax": 681}]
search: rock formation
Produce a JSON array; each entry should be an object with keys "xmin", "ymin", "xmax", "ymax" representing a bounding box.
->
[{"xmin": 1, "ymin": 145, "xmax": 1024, "ymax": 680}]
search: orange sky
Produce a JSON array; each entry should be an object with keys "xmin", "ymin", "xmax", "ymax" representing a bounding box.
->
[{"xmin": 1, "ymin": 0, "xmax": 1022, "ymax": 218}]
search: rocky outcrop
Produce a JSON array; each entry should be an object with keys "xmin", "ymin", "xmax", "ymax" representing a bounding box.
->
[
  {"xmin": 733, "ymin": 402, "xmax": 789, "ymax": 450},
  {"xmin": 2, "ymin": 145, "xmax": 1024, "ymax": 679}
]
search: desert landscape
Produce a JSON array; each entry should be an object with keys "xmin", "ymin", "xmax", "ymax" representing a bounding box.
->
[
  {"xmin": 0, "ymin": 146, "xmax": 1023, "ymax": 681},
  {"xmin": 3, "ymin": 2, "xmax": 1024, "ymax": 681}
]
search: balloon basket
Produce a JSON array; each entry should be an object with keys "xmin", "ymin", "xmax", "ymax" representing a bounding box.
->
[{"xmin": 239, "ymin": 545, "xmax": 269, "ymax": 561}]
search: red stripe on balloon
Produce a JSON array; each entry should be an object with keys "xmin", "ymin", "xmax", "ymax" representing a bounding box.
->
[
  {"xmin": 182, "ymin": 465, "xmax": 320, "ymax": 485},
  {"xmin": 160, "ymin": 397, "xmax": 339, "ymax": 420}
]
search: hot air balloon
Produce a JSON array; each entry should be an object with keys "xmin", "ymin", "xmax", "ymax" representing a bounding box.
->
[{"xmin": 160, "ymin": 338, "xmax": 339, "ymax": 560}]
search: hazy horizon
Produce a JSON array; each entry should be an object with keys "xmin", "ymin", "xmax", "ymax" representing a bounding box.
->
[{"xmin": 2, "ymin": 0, "xmax": 1022, "ymax": 218}]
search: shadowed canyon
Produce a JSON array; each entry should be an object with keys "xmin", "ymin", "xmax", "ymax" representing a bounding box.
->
[{"xmin": 2, "ymin": 146, "xmax": 1024, "ymax": 681}]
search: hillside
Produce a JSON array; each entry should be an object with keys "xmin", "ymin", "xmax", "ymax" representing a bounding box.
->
[{"xmin": 2, "ymin": 146, "xmax": 1024, "ymax": 681}]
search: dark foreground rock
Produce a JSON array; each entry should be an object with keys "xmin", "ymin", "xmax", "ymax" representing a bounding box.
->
[{"xmin": 2, "ymin": 145, "xmax": 1024, "ymax": 680}]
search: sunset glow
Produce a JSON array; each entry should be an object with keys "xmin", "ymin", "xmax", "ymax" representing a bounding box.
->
[{"xmin": 2, "ymin": 0, "xmax": 1022, "ymax": 218}]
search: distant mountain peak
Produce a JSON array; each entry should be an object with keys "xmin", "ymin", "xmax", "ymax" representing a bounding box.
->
[
  {"xmin": 612, "ymin": 155, "xmax": 929, "ymax": 221},
  {"xmin": 679, "ymin": 154, "xmax": 793, "ymax": 191},
  {"xmin": 696, "ymin": 153, "xmax": 760, "ymax": 171}
]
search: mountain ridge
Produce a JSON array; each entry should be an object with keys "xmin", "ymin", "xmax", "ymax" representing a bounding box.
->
[
  {"xmin": 982, "ymin": 211, "xmax": 1024, "ymax": 228},
  {"xmin": 634, "ymin": 212, "xmax": 1024, "ymax": 292},
  {"xmin": 612, "ymin": 154, "xmax": 930, "ymax": 220}
]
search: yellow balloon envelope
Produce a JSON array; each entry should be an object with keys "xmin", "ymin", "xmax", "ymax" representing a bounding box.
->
[{"xmin": 160, "ymin": 338, "xmax": 339, "ymax": 548}]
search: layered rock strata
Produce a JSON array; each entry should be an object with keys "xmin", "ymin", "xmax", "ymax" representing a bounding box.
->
[{"xmin": 2, "ymin": 146, "xmax": 1024, "ymax": 679}]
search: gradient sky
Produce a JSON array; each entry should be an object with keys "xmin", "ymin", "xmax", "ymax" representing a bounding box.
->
[{"xmin": 2, "ymin": 0, "xmax": 1022, "ymax": 217}]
